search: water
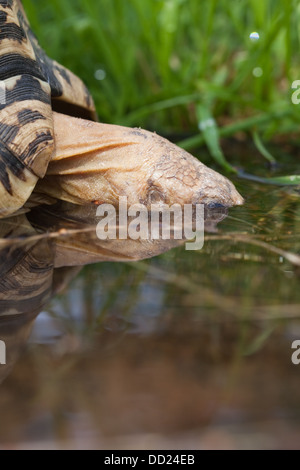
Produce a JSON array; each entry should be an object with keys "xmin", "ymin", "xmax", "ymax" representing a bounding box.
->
[
  {"xmin": 249, "ymin": 31, "xmax": 260, "ymax": 42},
  {"xmin": 1, "ymin": 147, "xmax": 300, "ymax": 449}
]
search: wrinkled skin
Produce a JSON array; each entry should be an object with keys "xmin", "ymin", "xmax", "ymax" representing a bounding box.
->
[{"xmin": 35, "ymin": 113, "xmax": 244, "ymax": 210}]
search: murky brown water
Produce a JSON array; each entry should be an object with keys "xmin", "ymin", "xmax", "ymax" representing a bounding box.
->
[{"xmin": 1, "ymin": 147, "xmax": 300, "ymax": 450}]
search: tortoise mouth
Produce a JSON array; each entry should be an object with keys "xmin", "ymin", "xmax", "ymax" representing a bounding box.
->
[
  {"xmin": 205, "ymin": 202, "xmax": 226, "ymax": 209},
  {"xmin": 51, "ymin": 99, "xmax": 98, "ymax": 122}
]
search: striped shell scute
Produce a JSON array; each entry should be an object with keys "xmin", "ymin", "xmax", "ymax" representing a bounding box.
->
[{"xmin": 0, "ymin": 0, "xmax": 96, "ymax": 217}]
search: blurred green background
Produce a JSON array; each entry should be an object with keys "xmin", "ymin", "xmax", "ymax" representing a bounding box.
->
[{"xmin": 23, "ymin": 0, "xmax": 300, "ymax": 170}]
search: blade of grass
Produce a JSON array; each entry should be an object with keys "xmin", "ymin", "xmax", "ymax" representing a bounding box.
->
[
  {"xmin": 252, "ymin": 130, "xmax": 277, "ymax": 164},
  {"xmin": 238, "ymin": 170, "xmax": 300, "ymax": 186},
  {"xmin": 178, "ymin": 108, "xmax": 292, "ymax": 150},
  {"xmin": 196, "ymin": 104, "xmax": 235, "ymax": 172}
]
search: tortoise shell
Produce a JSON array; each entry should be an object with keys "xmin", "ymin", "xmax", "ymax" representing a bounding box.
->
[{"xmin": 0, "ymin": 0, "xmax": 96, "ymax": 217}]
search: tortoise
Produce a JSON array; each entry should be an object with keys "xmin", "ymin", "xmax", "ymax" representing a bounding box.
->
[
  {"xmin": 0, "ymin": 0, "xmax": 96, "ymax": 217},
  {"xmin": 0, "ymin": 0, "xmax": 244, "ymax": 219}
]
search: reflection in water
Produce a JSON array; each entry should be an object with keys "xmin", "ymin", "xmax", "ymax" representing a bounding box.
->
[
  {"xmin": 0, "ymin": 216, "xmax": 54, "ymax": 384},
  {"xmin": 0, "ymin": 203, "xmax": 227, "ymax": 385},
  {"xmin": 2, "ymin": 178, "xmax": 300, "ymax": 449}
]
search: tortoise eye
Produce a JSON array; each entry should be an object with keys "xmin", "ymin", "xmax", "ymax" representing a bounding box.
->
[{"xmin": 148, "ymin": 187, "xmax": 166, "ymax": 204}]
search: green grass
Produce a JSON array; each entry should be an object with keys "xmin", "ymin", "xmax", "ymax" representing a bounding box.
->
[{"xmin": 23, "ymin": 0, "xmax": 300, "ymax": 171}]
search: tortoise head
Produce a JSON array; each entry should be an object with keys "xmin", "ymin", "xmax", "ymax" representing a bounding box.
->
[{"xmin": 36, "ymin": 113, "xmax": 244, "ymax": 210}]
